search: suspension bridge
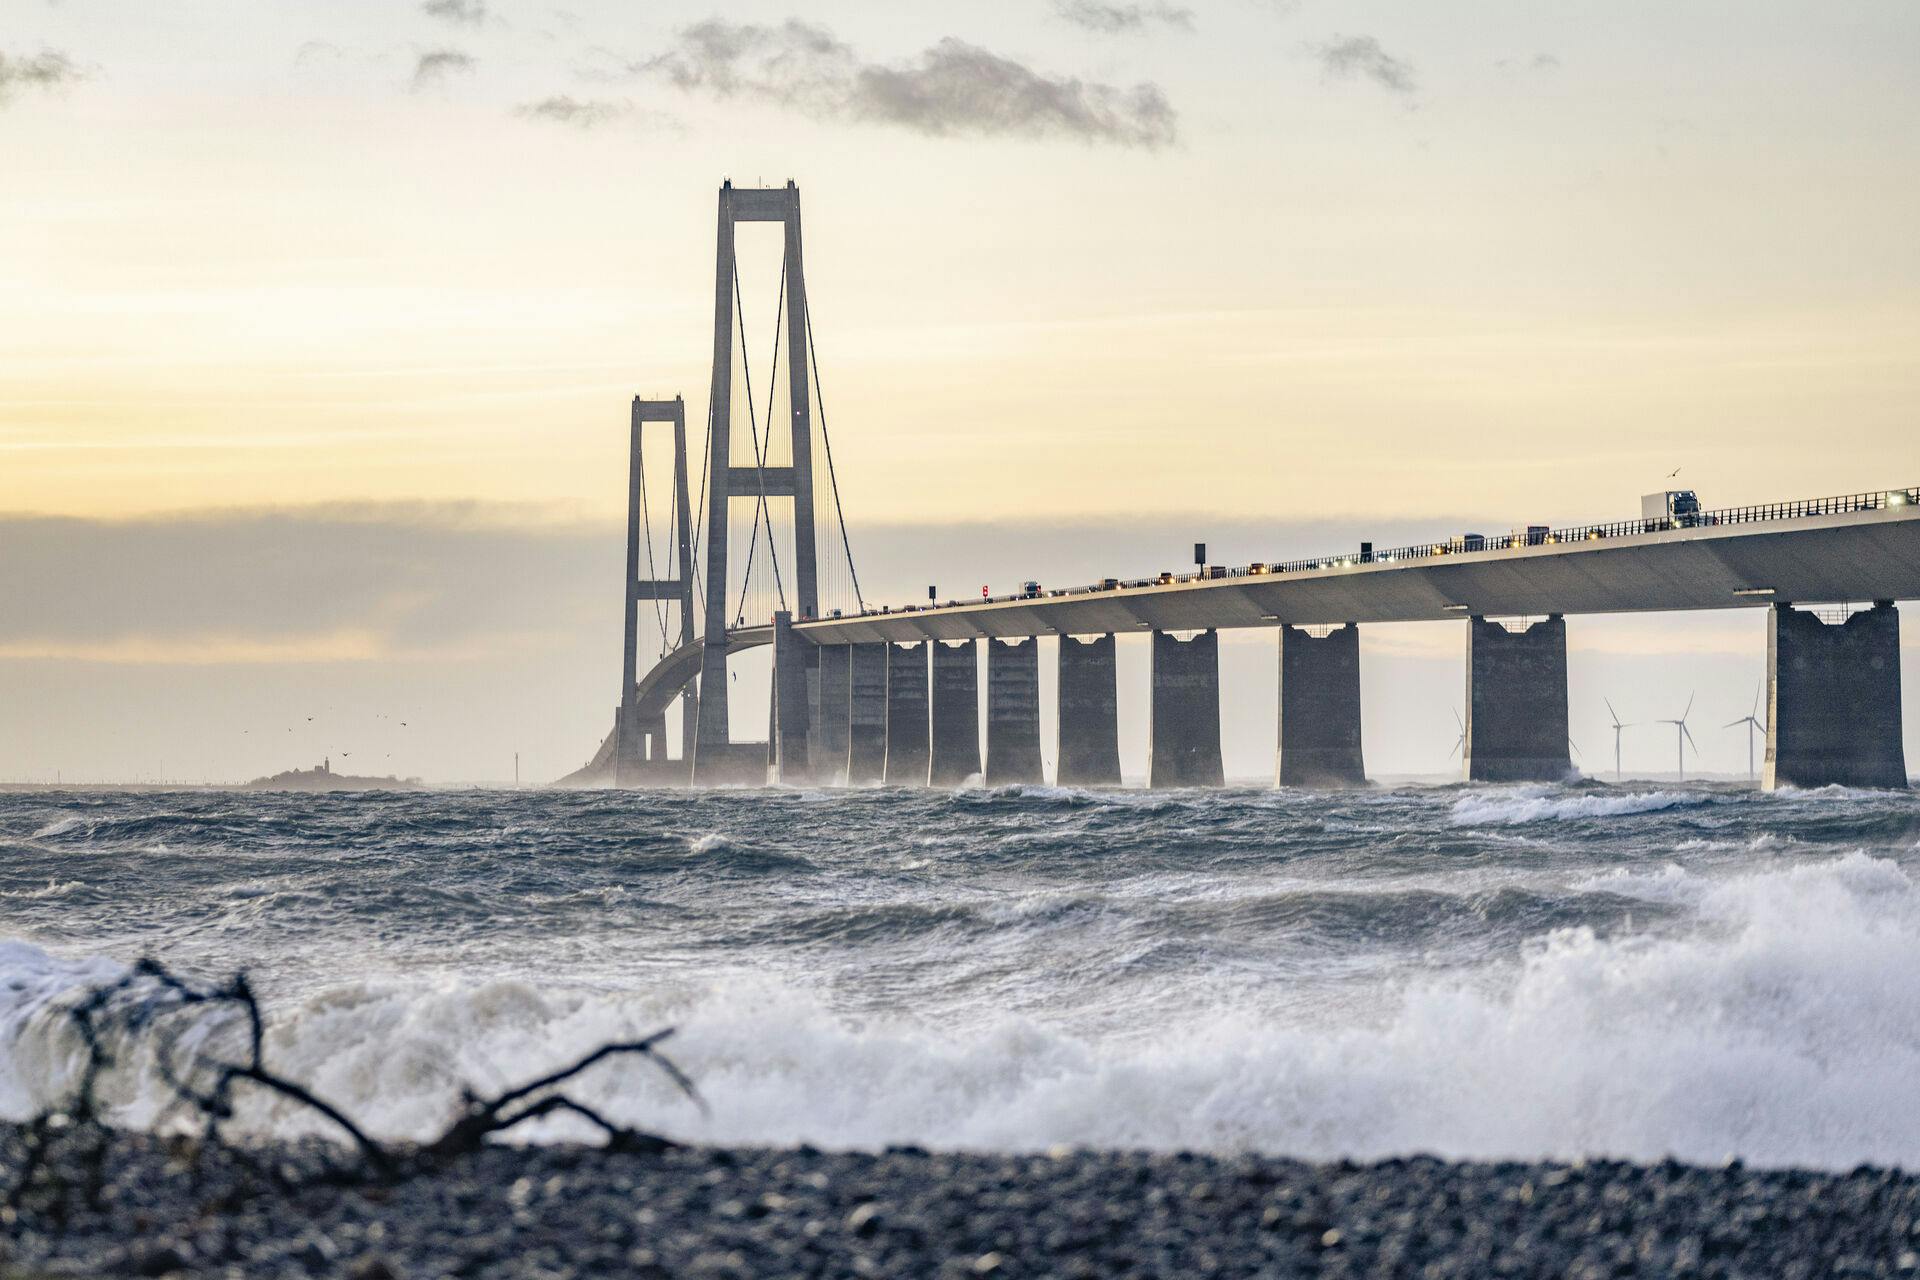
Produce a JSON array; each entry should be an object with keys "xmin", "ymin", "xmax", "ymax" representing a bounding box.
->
[{"xmin": 570, "ymin": 181, "xmax": 1919, "ymax": 792}]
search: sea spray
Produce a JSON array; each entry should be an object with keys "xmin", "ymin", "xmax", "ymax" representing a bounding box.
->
[{"xmin": 2, "ymin": 783, "xmax": 1918, "ymax": 1167}]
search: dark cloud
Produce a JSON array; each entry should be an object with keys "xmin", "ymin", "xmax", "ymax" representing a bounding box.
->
[
  {"xmin": 1313, "ymin": 34, "xmax": 1416, "ymax": 94},
  {"xmin": 0, "ymin": 49, "xmax": 84, "ymax": 105},
  {"xmin": 411, "ymin": 48, "xmax": 475, "ymax": 90},
  {"xmin": 633, "ymin": 18, "xmax": 1177, "ymax": 148},
  {"xmin": 513, "ymin": 95, "xmax": 633, "ymax": 128},
  {"xmin": 1054, "ymin": 0, "xmax": 1195, "ymax": 35},
  {"xmin": 422, "ymin": 0, "xmax": 488, "ymax": 26}
]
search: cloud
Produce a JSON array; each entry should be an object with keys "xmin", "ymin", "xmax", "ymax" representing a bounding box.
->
[
  {"xmin": 632, "ymin": 18, "xmax": 1177, "ymax": 148},
  {"xmin": 422, "ymin": 0, "xmax": 488, "ymax": 26},
  {"xmin": 1313, "ymin": 34, "xmax": 1416, "ymax": 94},
  {"xmin": 1497, "ymin": 51, "xmax": 1562, "ymax": 75},
  {"xmin": 411, "ymin": 48, "xmax": 475, "ymax": 91},
  {"xmin": 1054, "ymin": 0, "xmax": 1195, "ymax": 35},
  {"xmin": 0, "ymin": 49, "xmax": 85, "ymax": 105},
  {"xmin": 513, "ymin": 95, "xmax": 634, "ymax": 128}
]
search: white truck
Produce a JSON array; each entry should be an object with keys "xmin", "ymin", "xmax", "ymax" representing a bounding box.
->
[{"xmin": 1642, "ymin": 490, "xmax": 1704, "ymax": 529}]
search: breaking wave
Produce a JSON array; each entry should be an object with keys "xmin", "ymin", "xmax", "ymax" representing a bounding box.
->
[
  {"xmin": 3, "ymin": 851, "xmax": 1920, "ymax": 1169},
  {"xmin": 3, "ymin": 782, "xmax": 1919, "ymax": 1169}
]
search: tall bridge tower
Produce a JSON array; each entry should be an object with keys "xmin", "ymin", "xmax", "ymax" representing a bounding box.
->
[{"xmin": 693, "ymin": 181, "xmax": 823, "ymax": 778}]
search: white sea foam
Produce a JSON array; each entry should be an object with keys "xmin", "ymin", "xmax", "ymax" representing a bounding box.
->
[
  {"xmin": 6, "ymin": 852, "xmax": 1920, "ymax": 1169},
  {"xmin": 29, "ymin": 817, "xmax": 85, "ymax": 840},
  {"xmin": 0, "ymin": 879, "xmax": 83, "ymax": 901},
  {"xmin": 1449, "ymin": 786, "xmax": 1711, "ymax": 826}
]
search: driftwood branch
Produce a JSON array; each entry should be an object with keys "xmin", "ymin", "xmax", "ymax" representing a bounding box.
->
[{"xmin": 3, "ymin": 955, "xmax": 703, "ymax": 1220}]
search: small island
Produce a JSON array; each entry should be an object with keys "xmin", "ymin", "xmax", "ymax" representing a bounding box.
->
[{"xmin": 242, "ymin": 759, "xmax": 425, "ymax": 793}]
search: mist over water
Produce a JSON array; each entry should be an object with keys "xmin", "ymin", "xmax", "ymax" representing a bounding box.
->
[{"xmin": 3, "ymin": 782, "xmax": 1919, "ymax": 1169}]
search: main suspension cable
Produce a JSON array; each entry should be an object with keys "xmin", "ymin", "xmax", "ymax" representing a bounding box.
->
[
  {"xmin": 636, "ymin": 429, "xmax": 670, "ymax": 651},
  {"xmin": 804, "ymin": 298, "xmax": 865, "ymax": 611},
  {"xmin": 729, "ymin": 262, "xmax": 790, "ymax": 627}
]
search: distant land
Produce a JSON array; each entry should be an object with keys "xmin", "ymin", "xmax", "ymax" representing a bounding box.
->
[{"xmin": 242, "ymin": 760, "xmax": 425, "ymax": 792}]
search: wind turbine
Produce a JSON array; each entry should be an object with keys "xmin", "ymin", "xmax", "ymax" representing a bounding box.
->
[
  {"xmin": 1604, "ymin": 698, "xmax": 1636, "ymax": 780},
  {"xmin": 1658, "ymin": 693, "xmax": 1698, "ymax": 780},
  {"xmin": 1724, "ymin": 680, "xmax": 1767, "ymax": 782},
  {"xmin": 1450, "ymin": 707, "xmax": 1466, "ymax": 760}
]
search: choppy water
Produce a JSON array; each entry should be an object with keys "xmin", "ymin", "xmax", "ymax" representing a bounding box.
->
[{"xmin": 4, "ymin": 782, "xmax": 1920, "ymax": 1169}]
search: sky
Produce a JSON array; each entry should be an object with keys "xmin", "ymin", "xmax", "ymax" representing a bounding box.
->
[{"xmin": 2, "ymin": 0, "xmax": 1917, "ymax": 783}]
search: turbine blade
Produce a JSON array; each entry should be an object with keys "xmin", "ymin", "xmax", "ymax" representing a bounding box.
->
[
  {"xmin": 1683, "ymin": 724, "xmax": 1698, "ymax": 749},
  {"xmin": 1605, "ymin": 697, "xmax": 1621, "ymax": 725},
  {"xmin": 1452, "ymin": 707, "xmax": 1464, "ymax": 732},
  {"xmin": 1683, "ymin": 691, "xmax": 1695, "ymax": 721},
  {"xmin": 1723, "ymin": 718, "xmax": 1745, "ymax": 729}
]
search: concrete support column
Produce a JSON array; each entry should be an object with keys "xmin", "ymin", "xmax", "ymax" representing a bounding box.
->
[
  {"xmin": 770, "ymin": 612, "xmax": 813, "ymax": 785},
  {"xmin": 847, "ymin": 644, "xmax": 888, "ymax": 784},
  {"xmin": 1276, "ymin": 624, "xmax": 1367, "ymax": 787},
  {"xmin": 1465, "ymin": 615, "xmax": 1573, "ymax": 783},
  {"xmin": 811, "ymin": 645, "xmax": 852, "ymax": 786},
  {"xmin": 1765, "ymin": 602, "xmax": 1907, "ymax": 790},
  {"xmin": 1058, "ymin": 634, "xmax": 1122, "ymax": 787},
  {"xmin": 985, "ymin": 638, "xmax": 1043, "ymax": 786},
  {"xmin": 929, "ymin": 640, "xmax": 982, "ymax": 787},
  {"xmin": 1149, "ymin": 630, "xmax": 1225, "ymax": 788},
  {"xmin": 610, "ymin": 704, "xmax": 648, "ymax": 786},
  {"xmin": 883, "ymin": 642, "xmax": 930, "ymax": 786}
]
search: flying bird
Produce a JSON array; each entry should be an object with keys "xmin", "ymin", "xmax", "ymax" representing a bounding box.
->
[{"xmin": 1667, "ymin": 466, "xmax": 1682, "ymax": 478}]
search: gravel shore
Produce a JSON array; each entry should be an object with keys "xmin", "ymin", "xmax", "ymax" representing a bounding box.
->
[{"xmin": 6, "ymin": 1125, "xmax": 1920, "ymax": 1278}]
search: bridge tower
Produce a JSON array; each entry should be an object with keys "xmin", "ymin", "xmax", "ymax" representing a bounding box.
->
[
  {"xmin": 693, "ymin": 181, "xmax": 824, "ymax": 781},
  {"xmin": 615, "ymin": 396, "xmax": 696, "ymax": 782}
]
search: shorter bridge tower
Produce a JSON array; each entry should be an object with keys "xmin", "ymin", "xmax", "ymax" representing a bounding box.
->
[{"xmin": 614, "ymin": 396, "xmax": 697, "ymax": 783}]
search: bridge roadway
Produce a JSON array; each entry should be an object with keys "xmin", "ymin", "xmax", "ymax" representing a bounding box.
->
[{"xmin": 625, "ymin": 499, "xmax": 1920, "ymax": 728}]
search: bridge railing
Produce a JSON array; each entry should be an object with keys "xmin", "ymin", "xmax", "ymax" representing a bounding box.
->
[{"xmin": 841, "ymin": 485, "xmax": 1917, "ymax": 618}]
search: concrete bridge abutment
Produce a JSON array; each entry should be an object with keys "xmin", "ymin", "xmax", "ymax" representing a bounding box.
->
[
  {"xmin": 985, "ymin": 638, "xmax": 1044, "ymax": 786},
  {"xmin": 1149, "ymin": 630, "xmax": 1225, "ymax": 788},
  {"xmin": 1276, "ymin": 624, "xmax": 1367, "ymax": 787},
  {"xmin": 846, "ymin": 643, "xmax": 888, "ymax": 784},
  {"xmin": 930, "ymin": 640, "xmax": 982, "ymax": 787},
  {"xmin": 1464, "ymin": 615, "xmax": 1573, "ymax": 783},
  {"xmin": 1764, "ymin": 602, "xmax": 1907, "ymax": 790},
  {"xmin": 1057, "ymin": 634, "xmax": 1122, "ymax": 787},
  {"xmin": 883, "ymin": 642, "xmax": 930, "ymax": 786}
]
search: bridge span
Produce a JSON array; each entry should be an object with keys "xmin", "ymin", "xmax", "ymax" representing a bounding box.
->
[
  {"xmin": 575, "ymin": 181, "xmax": 1914, "ymax": 794},
  {"xmin": 589, "ymin": 487, "xmax": 1917, "ymax": 793}
]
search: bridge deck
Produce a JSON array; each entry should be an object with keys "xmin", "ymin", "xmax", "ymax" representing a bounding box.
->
[{"xmin": 794, "ymin": 503, "xmax": 1920, "ymax": 644}]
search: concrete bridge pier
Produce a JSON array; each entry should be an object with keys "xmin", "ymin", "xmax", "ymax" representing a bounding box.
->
[
  {"xmin": 846, "ymin": 643, "xmax": 888, "ymax": 784},
  {"xmin": 985, "ymin": 638, "xmax": 1043, "ymax": 786},
  {"xmin": 810, "ymin": 645, "xmax": 852, "ymax": 786},
  {"xmin": 1149, "ymin": 630, "xmax": 1226, "ymax": 788},
  {"xmin": 930, "ymin": 640, "xmax": 982, "ymax": 787},
  {"xmin": 1057, "ymin": 634, "xmax": 1122, "ymax": 786},
  {"xmin": 1765, "ymin": 602, "xmax": 1907, "ymax": 790},
  {"xmin": 1465, "ymin": 615, "xmax": 1574, "ymax": 783},
  {"xmin": 1277, "ymin": 624, "xmax": 1367, "ymax": 787},
  {"xmin": 770, "ymin": 611, "xmax": 814, "ymax": 785},
  {"xmin": 883, "ymin": 642, "xmax": 930, "ymax": 785}
]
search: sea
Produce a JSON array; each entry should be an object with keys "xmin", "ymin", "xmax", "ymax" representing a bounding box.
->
[{"xmin": 3, "ymin": 781, "xmax": 1918, "ymax": 1170}]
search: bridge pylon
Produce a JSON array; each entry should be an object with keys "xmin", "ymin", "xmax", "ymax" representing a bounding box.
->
[
  {"xmin": 612, "ymin": 396, "xmax": 697, "ymax": 784},
  {"xmin": 692, "ymin": 180, "xmax": 824, "ymax": 783}
]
